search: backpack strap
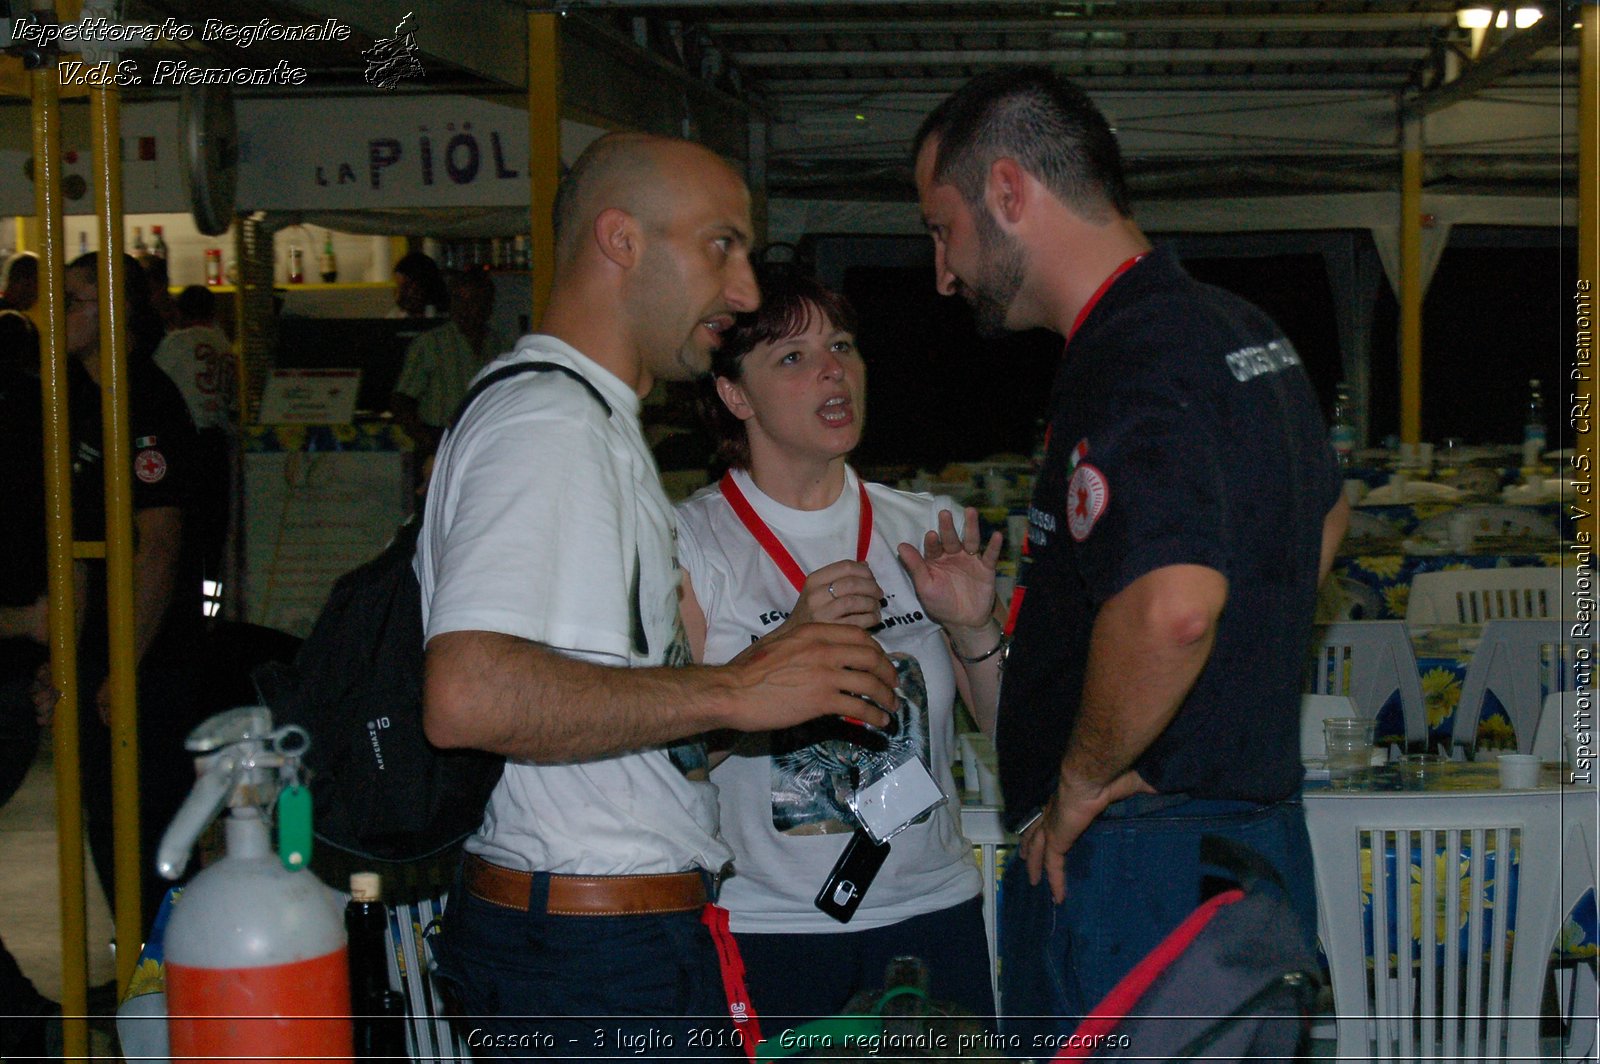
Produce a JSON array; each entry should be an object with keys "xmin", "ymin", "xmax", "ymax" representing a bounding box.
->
[{"xmin": 446, "ymin": 358, "xmax": 612, "ymax": 432}]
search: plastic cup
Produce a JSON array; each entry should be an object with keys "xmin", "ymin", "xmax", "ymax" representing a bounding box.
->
[
  {"xmin": 1399, "ymin": 753, "xmax": 1443, "ymax": 789},
  {"xmin": 1497, "ymin": 753, "xmax": 1541, "ymax": 789},
  {"xmin": 1324, "ymin": 718, "xmax": 1376, "ymax": 784}
]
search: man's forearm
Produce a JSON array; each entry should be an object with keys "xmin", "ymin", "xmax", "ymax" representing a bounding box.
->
[
  {"xmin": 1318, "ymin": 495, "xmax": 1351, "ymax": 586},
  {"xmin": 424, "ymin": 623, "xmax": 896, "ymax": 763},
  {"xmin": 131, "ymin": 508, "xmax": 182, "ymax": 663},
  {"xmin": 425, "ymin": 631, "xmax": 731, "ymax": 760}
]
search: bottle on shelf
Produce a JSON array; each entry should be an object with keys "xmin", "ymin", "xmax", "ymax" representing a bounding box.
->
[
  {"xmin": 1329, "ymin": 383, "xmax": 1357, "ymax": 469},
  {"xmin": 1522, "ymin": 378, "xmax": 1547, "ymax": 468},
  {"xmin": 130, "ymin": 226, "xmax": 147, "ymax": 256},
  {"xmin": 319, "ymin": 234, "xmax": 338, "ymax": 283},
  {"xmin": 150, "ymin": 225, "xmax": 167, "ymax": 260},
  {"xmin": 287, "ymin": 246, "xmax": 306, "ymax": 284},
  {"xmin": 205, "ymin": 248, "xmax": 223, "ymax": 286},
  {"xmin": 345, "ymin": 873, "xmax": 406, "ymax": 1063}
]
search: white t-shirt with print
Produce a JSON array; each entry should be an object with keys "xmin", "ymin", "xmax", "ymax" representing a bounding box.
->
[
  {"xmin": 416, "ymin": 336, "xmax": 731, "ymax": 877},
  {"xmin": 152, "ymin": 323, "xmax": 235, "ymax": 432},
  {"xmin": 676, "ymin": 466, "xmax": 980, "ymax": 932}
]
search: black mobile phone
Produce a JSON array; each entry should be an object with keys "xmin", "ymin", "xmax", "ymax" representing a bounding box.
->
[{"xmin": 814, "ymin": 827, "xmax": 891, "ymax": 924}]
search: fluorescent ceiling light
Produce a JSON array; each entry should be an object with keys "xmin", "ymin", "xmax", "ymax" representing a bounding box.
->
[{"xmin": 1456, "ymin": 7, "xmax": 1544, "ymax": 30}]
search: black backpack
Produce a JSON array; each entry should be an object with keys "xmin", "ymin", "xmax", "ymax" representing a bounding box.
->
[{"xmin": 253, "ymin": 360, "xmax": 611, "ymax": 862}]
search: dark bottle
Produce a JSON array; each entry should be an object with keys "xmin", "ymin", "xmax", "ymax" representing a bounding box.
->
[{"xmin": 346, "ymin": 872, "xmax": 408, "ymax": 1061}]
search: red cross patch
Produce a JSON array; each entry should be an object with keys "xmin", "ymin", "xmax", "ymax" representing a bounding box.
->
[
  {"xmin": 1067, "ymin": 462, "xmax": 1109, "ymax": 542},
  {"xmin": 134, "ymin": 448, "xmax": 167, "ymax": 484}
]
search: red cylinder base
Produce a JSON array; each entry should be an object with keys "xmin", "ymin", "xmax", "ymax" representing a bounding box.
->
[{"xmin": 167, "ymin": 947, "xmax": 354, "ymax": 1063}]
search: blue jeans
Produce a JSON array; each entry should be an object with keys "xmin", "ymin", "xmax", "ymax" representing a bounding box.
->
[
  {"xmin": 998, "ymin": 794, "xmax": 1316, "ymax": 1045},
  {"xmin": 431, "ymin": 870, "xmax": 745, "ymax": 1061}
]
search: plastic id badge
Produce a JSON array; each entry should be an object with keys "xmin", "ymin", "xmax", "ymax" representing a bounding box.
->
[{"xmin": 850, "ymin": 757, "xmax": 947, "ymax": 845}]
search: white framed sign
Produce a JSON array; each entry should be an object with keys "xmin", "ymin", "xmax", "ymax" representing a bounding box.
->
[{"xmin": 257, "ymin": 368, "xmax": 361, "ymax": 424}]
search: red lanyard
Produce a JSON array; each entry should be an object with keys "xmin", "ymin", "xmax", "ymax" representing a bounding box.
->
[
  {"xmin": 719, "ymin": 471, "xmax": 872, "ymax": 593},
  {"xmin": 1066, "ymin": 252, "xmax": 1147, "ymax": 343},
  {"xmin": 701, "ymin": 903, "xmax": 764, "ymax": 1061}
]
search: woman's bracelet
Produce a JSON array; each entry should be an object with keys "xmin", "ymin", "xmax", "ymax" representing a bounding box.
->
[{"xmin": 954, "ymin": 626, "xmax": 1007, "ymax": 665}]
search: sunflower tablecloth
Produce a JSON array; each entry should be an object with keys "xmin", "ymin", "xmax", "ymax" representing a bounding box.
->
[{"xmin": 1335, "ymin": 550, "xmax": 1563, "ymax": 622}]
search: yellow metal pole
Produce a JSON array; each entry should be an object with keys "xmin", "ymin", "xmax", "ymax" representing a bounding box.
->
[
  {"xmin": 1399, "ymin": 110, "xmax": 1424, "ymax": 445},
  {"xmin": 33, "ymin": 58, "xmax": 90, "ymax": 1064},
  {"xmin": 1580, "ymin": 5, "xmax": 1598, "ymax": 553},
  {"xmin": 528, "ymin": 12, "xmax": 561, "ymax": 325},
  {"xmin": 89, "ymin": 80, "xmax": 142, "ymax": 994}
]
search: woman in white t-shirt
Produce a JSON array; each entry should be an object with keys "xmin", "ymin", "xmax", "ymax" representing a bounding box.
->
[{"xmin": 676, "ymin": 270, "xmax": 1005, "ymax": 1032}]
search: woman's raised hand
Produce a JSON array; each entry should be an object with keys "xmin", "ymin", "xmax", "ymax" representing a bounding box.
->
[
  {"xmin": 896, "ymin": 506, "xmax": 1002, "ymax": 631},
  {"xmin": 786, "ymin": 559, "xmax": 884, "ymax": 631}
]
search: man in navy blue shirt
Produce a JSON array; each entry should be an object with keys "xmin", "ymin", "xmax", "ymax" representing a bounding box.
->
[{"xmin": 913, "ymin": 68, "xmax": 1350, "ymax": 1038}]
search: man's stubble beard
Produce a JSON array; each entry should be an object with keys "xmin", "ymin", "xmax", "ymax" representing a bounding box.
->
[{"xmin": 967, "ymin": 205, "xmax": 1027, "ymax": 341}]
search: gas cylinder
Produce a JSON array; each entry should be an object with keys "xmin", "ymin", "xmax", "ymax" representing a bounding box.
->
[{"xmin": 156, "ymin": 707, "xmax": 354, "ymax": 1062}]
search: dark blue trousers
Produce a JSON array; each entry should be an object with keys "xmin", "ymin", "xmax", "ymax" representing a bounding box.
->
[
  {"xmin": 432, "ymin": 869, "xmax": 745, "ymax": 1061},
  {"xmin": 998, "ymin": 794, "xmax": 1316, "ymax": 1046}
]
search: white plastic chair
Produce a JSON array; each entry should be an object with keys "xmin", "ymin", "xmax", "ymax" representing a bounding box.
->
[
  {"xmin": 958, "ymin": 802, "xmax": 1014, "ymax": 1015},
  {"xmin": 1307, "ymin": 622, "xmax": 1428, "ymax": 746},
  {"xmin": 1413, "ymin": 504, "xmax": 1560, "ymax": 543},
  {"xmin": 1300, "ymin": 693, "xmax": 1359, "ymax": 761},
  {"xmin": 1451, "ymin": 620, "xmax": 1575, "ymax": 755},
  {"xmin": 1558, "ymin": 802, "xmax": 1600, "ymax": 1060},
  {"xmin": 1305, "ymin": 789, "xmax": 1571, "ymax": 1062},
  {"xmin": 1532, "ymin": 690, "xmax": 1585, "ymax": 765},
  {"xmin": 1406, "ymin": 566, "xmax": 1562, "ymax": 625},
  {"xmin": 1323, "ymin": 576, "xmax": 1385, "ymax": 622}
]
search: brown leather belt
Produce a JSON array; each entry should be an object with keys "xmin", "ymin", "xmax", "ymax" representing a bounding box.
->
[{"xmin": 463, "ymin": 853, "xmax": 708, "ymax": 915}]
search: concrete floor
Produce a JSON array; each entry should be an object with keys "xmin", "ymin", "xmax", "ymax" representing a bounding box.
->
[{"xmin": 0, "ymin": 733, "xmax": 118, "ymax": 1059}]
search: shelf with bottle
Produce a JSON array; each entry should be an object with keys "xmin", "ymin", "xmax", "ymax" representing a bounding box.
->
[
  {"xmin": 269, "ymin": 281, "xmax": 396, "ymax": 290},
  {"xmin": 437, "ymin": 234, "xmax": 531, "ymax": 272}
]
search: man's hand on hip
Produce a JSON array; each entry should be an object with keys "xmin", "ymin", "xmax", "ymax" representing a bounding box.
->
[{"xmin": 1021, "ymin": 769, "xmax": 1155, "ymax": 905}]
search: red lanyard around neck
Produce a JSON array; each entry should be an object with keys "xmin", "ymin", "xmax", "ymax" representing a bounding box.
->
[
  {"xmin": 1066, "ymin": 252, "xmax": 1147, "ymax": 343},
  {"xmin": 719, "ymin": 471, "xmax": 872, "ymax": 593}
]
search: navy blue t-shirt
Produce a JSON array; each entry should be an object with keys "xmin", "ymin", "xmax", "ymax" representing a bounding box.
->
[
  {"xmin": 68, "ymin": 356, "xmax": 203, "ymax": 680},
  {"xmin": 995, "ymin": 247, "xmax": 1342, "ymax": 825}
]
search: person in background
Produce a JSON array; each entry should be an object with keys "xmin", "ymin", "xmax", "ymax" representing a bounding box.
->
[
  {"xmin": 389, "ymin": 250, "xmax": 448, "ymax": 319},
  {"xmin": 152, "ymin": 285, "xmax": 237, "ymax": 585},
  {"xmin": 0, "ymin": 249, "xmax": 58, "ymax": 1058},
  {"xmin": 675, "ymin": 268, "xmax": 1002, "ymax": 1035},
  {"xmin": 389, "ymin": 270, "xmax": 510, "ymax": 457},
  {"xmin": 417, "ymin": 132, "xmax": 898, "ymax": 1056},
  {"xmin": 0, "ymin": 252, "xmax": 40, "ymax": 379},
  {"xmin": 40, "ymin": 253, "xmax": 205, "ymax": 933},
  {"xmin": 912, "ymin": 67, "xmax": 1348, "ymax": 1037},
  {"xmin": 140, "ymin": 253, "xmax": 180, "ymax": 333},
  {"xmin": 0, "ymin": 250, "xmax": 37, "ymax": 313}
]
